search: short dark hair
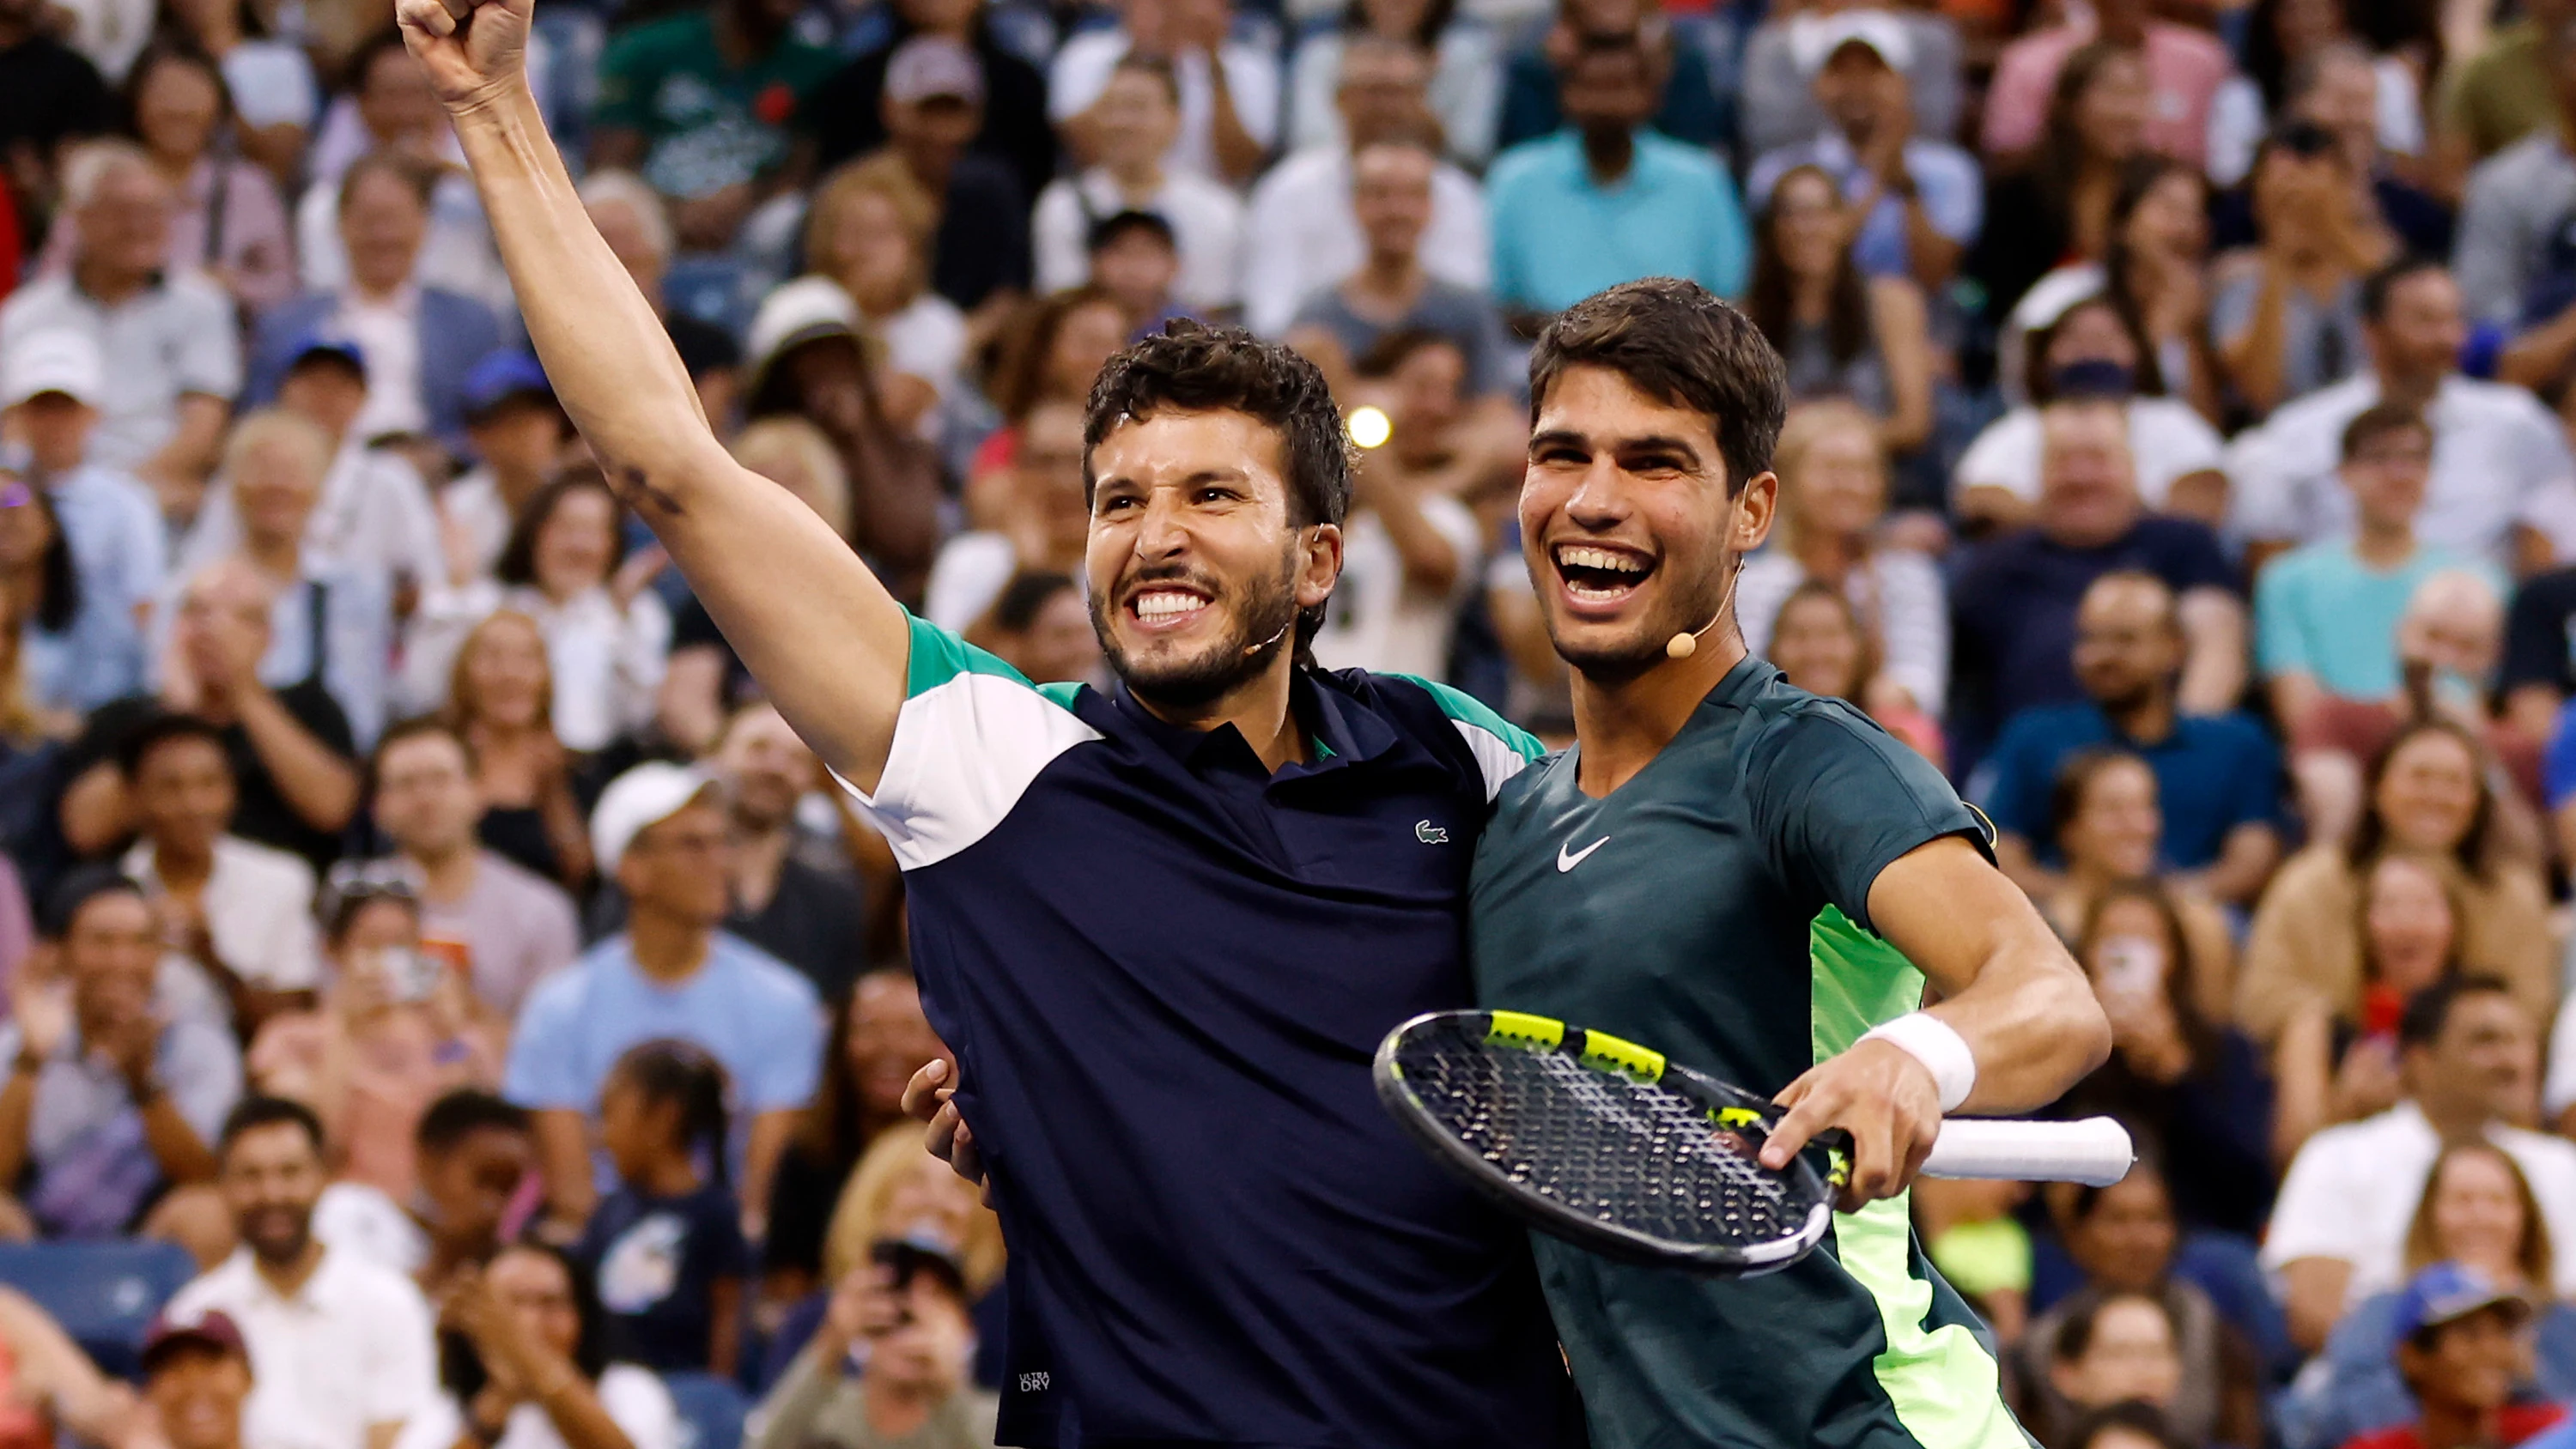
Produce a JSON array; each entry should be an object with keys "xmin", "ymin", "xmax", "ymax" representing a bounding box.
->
[
  {"xmin": 2340, "ymin": 402, "xmax": 2432, "ymax": 462},
  {"xmin": 2362, "ymin": 254, "xmax": 2451, "ymax": 323},
  {"xmin": 118, "ymin": 712, "xmax": 232, "ymax": 782},
  {"xmin": 1528, "ymin": 278, "xmax": 1789, "ymax": 495},
  {"xmin": 369, "ymin": 713, "xmax": 474, "ymax": 787},
  {"xmin": 38, "ymin": 865, "xmax": 145, "ymax": 942},
  {"xmin": 416, "ymin": 1088, "xmax": 531, "ymax": 1156},
  {"xmin": 218, "ymin": 1095, "xmax": 327, "ymax": 1161},
  {"xmin": 1084, "ymin": 208, "xmax": 1176, "ymax": 257},
  {"xmin": 1353, "ymin": 326, "xmax": 1465, "ymax": 381},
  {"xmin": 1084, "ymin": 320, "xmax": 1355, "ymax": 652},
  {"xmin": 2398, "ymin": 972, "xmax": 2517, "ymax": 1052}
]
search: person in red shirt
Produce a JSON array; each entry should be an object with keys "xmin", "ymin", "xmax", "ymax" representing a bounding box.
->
[{"xmin": 2341, "ymin": 1262, "xmax": 2566, "ymax": 1449}]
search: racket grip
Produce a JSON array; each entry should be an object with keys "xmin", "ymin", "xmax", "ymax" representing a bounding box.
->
[{"xmin": 1921, "ymin": 1117, "xmax": 2134, "ymax": 1186}]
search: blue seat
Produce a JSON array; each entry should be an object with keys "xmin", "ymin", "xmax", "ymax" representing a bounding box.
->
[
  {"xmin": 660, "ymin": 258, "xmax": 754, "ymax": 343},
  {"xmin": 665, "ymin": 1371, "xmax": 750, "ymax": 1449},
  {"xmin": 0, "ymin": 1240, "xmax": 198, "ymax": 1377}
]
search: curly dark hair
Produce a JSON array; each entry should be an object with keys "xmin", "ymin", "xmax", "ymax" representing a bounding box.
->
[
  {"xmin": 1084, "ymin": 319, "xmax": 1355, "ymax": 655},
  {"xmin": 1528, "ymin": 277, "xmax": 1788, "ymax": 494}
]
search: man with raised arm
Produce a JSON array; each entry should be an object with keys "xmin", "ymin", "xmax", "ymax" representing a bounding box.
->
[{"xmin": 392, "ymin": 3, "xmax": 1581, "ymax": 1445}]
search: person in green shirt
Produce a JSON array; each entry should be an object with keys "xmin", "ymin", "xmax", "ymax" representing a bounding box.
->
[
  {"xmin": 591, "ymin": 0, "xmax": 838, "ymax": 252},
  {"xmin": 1472, "ymin": 277, "xmax": 2112, "ymax": 1449}
]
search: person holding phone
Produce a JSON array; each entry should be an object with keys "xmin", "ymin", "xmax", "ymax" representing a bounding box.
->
[
  {"xmin": 246, "ymin": 877, "xmax": 507, "ymax": 1202},
  {"xmin": 746, "ymin": 1246, "xmax": 997, "ymax": 1449}
]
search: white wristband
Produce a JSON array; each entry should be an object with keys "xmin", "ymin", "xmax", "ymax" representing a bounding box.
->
[{"xmin": 1860, "ymin": 1012, "xmax": 1977, "ymax": 1114}]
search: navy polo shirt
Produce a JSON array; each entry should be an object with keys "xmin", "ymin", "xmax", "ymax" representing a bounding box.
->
[
  {"xmin": 838, "ymin": 616, "xmax": 1579, "ymax": 1449},
  {"xmin": 1947, "ymin": 516, "xmax": 2236, "ymax": 769},
  {"xmin": 1970, "ymin": 701, "xmax": 2284, "ymax": 870}
]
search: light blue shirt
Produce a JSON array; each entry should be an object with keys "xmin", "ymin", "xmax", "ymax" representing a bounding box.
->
[
  {"xmin": 23, "ymin": 465, "xmax": 165, "ymax": 714},
  {"xmin": 2252, "ymin": 539, "xmax": 2500, "ymax": 699},
  {"xmin": 503, "ymin": 931, "xmax": 824, "ymax": 1189},
  {"xmin": 1744, "ymin": 131, "xmax": 1984, "ymax": 279},
  {"xmin": 1486, "ymin": 129, "xmax": 1751, "ymax": 313}
]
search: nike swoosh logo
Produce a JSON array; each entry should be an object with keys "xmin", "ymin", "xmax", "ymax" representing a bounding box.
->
[{"xmin": 1556, "ymin": 836, "xmax": 1611, "ymax": 872}]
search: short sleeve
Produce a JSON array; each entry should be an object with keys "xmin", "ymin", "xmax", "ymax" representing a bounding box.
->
[
  {"xmin": 2502, "ymin": 573, "xmax": 2576, "ymax": 692},
  {"xmin": 173, "ymin": 286, "xmax": 242, "ymax": 400},
  {"xmin": 2252, "ymin": 555, "xmax": 2313, "ymax": 678},
  {"xmin": 162, "ymin": 1020, "xmax": 244, "ymax": 1143},
  {"xmin": 833, "ymin": 614, "xmax": 1101, "ymax": 871},
  {"xmin": 1388, "ymin": 675, "xmax": 1545, "ymax": 802},
  {"xmin": 1920, "ymin": 149, "xmax": 1982, "ymax": 244},
  {"xmin": 2147, "ymin": 519, "xmax": 2236, "ymax": 597},
  {"xmin": 699, "ymin": 1197, "xmax": 752, "ymax": 1279},
  {"xmin": 1749, "ymin": 701, "xmax": 1987, "ymax": 931},
  {"xmin": 361, "ymin": 1276, "xmax": 440, "ymax": 1425},
  {"xmin": 601, "ymin": 1369, "xmax": 681, "ymax": 1449},
  {"xmin": 739, "ymin": 978, "xmax": 824, "ymax": 1113},
  {"xmin": 502, "ymin": 976, "xmax": 592, "ymax": 1109},
  {"xmin": 2258, "ymin": 1135, "xmax": 2370, "ymax": 1271}
]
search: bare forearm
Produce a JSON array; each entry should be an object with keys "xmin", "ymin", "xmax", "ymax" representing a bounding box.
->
[
  {"xmin": 1902, "ymin": 206, "xmax": 1963, "ymax": 290},
  {"xmin": 2220, "ymin": 270, "xmax": 2291, "ymax": 415},
  {"xmin": 532, "ymin": 1110, "xmax": 597, "ymax": 1227},
  {"xmin": 0, "ymin": 1073, "xmax": 38, "ymax": 1186},
  {"xmin": 1205, "ymin": 70, "xmax": 1265, "ymax": 184},
  {"xmin": 146, "ymin": 397, "xmax": 230, "ymax": 488},
  {"xmin": 743, "ymin": 1111, "xmax": 793, "ymax": 1236},
  {"xmin": 2198, "ymin": 823, "xmax": 2281, "ymax": 906},
  {"xmin": 134, "ymin": 1096, "xmax": 217, "ymax": 1183},
  {"xmin": 234, "ymin": 688, "xmax": 357, "ymax": 831},
  {"xmin": 1364, "ymin": 486, "xmax": 1460, "ymax": 593},
  {"xmin": 2176, "ymin": 591, "xmax": 2248, "ymax": 713},
  {"xmin": 2500, "ymin": 305, "xmax": 2576, "ymax": 389}
]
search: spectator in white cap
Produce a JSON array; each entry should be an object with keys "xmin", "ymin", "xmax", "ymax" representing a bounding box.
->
[
  {"xmin": 1736, "ymin": 2, "xmax": 1962, "ymax": 162},
  {"xmin": 1746, "ymin": 11, "xmax": 1982, "ymax": 294},
  {"xmin": 503, "ymin": 762, "xmax": 823, "ymax": 1240},
  {"xmin": 0, "ymin": 327, "xmax": 167, "ymax": 644},
  {"xmin": 0, "ymin": 142, "xmax": 240, "ymax": 518},
  {"xmin": 1032, "ymin": 54, "xmax": 1245, "ymax": 314}
]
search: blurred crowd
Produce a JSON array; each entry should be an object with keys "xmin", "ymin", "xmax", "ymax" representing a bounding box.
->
[{"xmin": 15, "ymin": 0, "xmax": 2576, "ymax": 1438}]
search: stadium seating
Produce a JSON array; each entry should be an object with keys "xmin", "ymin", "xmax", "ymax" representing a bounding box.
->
[{"xmin": 0, "ymin": 1240, "xmax": 198, "ymax": 1378}]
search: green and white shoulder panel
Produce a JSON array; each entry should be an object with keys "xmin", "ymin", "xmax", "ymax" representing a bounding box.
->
[
  {"xmin": 833, "ymin": 615, "xmax": 1103, "ymax": 872},
  {"xmin": 1390, "ymin": 673, "xmax": 1548, "ymax": 801}
]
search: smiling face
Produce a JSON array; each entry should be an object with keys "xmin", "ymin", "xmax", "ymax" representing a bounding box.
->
[
  {"xmin": 1768, "ymin": 591, "xmax": 1865, "ymax": 700},
  {"xmin": 2427, "ymin": 1147, "xmax": 2531, "ymax": 1284},
  {"xmin": 135, "ymin": 56, "xmax": 222, "ymax": 164},
  {"xmin": 1519, "ymin": 364, "xmax": 1773, "ymax": 682},
  {"xmin": 1769, "ymin": 167, "xmax": 1846, "ymax": 282},
  {"xmin": 2364, "ymin": 853, "xmax": 2456, "ymax": 997},
  {"xmin": 457, "ymin": 613, "xmax": 550, "ymax": 731},
  {"xmin": 2373, "ymin": 728, "xmax": 2482, "ymax": 855},
  {"xmin": 147, "ymin": 1343, "xmax": 250, "ymax": 1449},
  {"xmin": 2063, "ymin": 755, "xmax": 2160, "ymax": 879},
  {"xmin": 1084, "ymin": 409, "xmax": 1338, "ymax": 709},
  {"xmin": 532, "ymin": 485, "xmax": 619, "ymax": 600}
]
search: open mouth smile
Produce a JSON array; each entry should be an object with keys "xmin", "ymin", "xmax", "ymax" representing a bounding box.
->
[
  {"xmin": 1551, "ymin": 542, "xmax": 1657, "ymax": 614},
  {"xmin": 1125, "ymin": 584, "xmax": 1214, "ymax": 634}
]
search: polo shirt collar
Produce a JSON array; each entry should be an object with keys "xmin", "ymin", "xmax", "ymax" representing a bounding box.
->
[{"xmin": 1110, "ymin": 668, "xmax": 1401, "ymax": 780}]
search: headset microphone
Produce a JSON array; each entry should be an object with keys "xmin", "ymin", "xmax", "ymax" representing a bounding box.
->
[
  {"xmin": 1243, "ymin": 619, "xmax": 1293, "ymax": 656},
  {"xmin": 1665, "ymin": 546, "xmax": 1745, "ymax": 661}
]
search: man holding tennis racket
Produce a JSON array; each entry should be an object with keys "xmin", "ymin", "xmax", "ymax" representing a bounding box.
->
[
  {"xmin": 1475, "ymin": 277, "xmax": 2114, "ymax": 1448},
  {"xmin": 393, "ymin": 3, "xmax": 1586, "ymax": 1445}
]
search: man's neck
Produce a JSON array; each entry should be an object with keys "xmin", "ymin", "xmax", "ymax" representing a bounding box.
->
[
  {"xmin": 2379, "ymin": 364, "xmax": 2444, "ymax": 413},
  {"xmin": 1128, "ymin": 655, "xmax": 1309, "ymax": 773},
  {"xmin": 72, "ymin": 260, "xmax": 149, "ymax": 308},
  {"xmin": 154, "ymin": 835, "xmax": 217, "ymax": 886},
  {"xmin": 1346, "ymin": 252, "xmax": 1426, "ymax": 312},
  {"xmin": 253, "ymin": 1239, "xmax": 325, "ymax": 1299},
  {"xmin": 2354, "ymin": 516, "xmax": 2419, "ymax": 568},
  {"xmin": 246, "ymin": 536, "xmax": 303, "ymax": 582},
  {"xmin": 1569, "ymin": 629, "xmax": 1746, "ymax": 797},
  {"xmin": 2415, "ymin": 1400, "xmax": 2503, "ymax": 1449},
  {"xmin": 1104, "ymin": 157, "xmax": 1163, "ymax": 197},
  {"xmin": 627, "ymin": 910, "xmax": 714, "ymax": 985},
  {"xmin": 1580, "ymin": 126, "xmax": 1637, "ymax": 185},
  {"xmin": 2413, "ymin": 1089, "xmax": 2494, "ymax": 1143},
  {"xmin": 2101, "ymin": 689, "xmax": 2177, "ymax": 744},
  {"xmin": 406, "ymin": 840, "xmax": 480, "ymax": 905},
  {"xmin": 730, "ymin": 816, "xmax": 789, "ymax": 910}
]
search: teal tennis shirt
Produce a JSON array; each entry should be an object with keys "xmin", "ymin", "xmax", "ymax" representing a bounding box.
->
[{"xmin": 1470, "ymin": 655, "xmax": 2028, "ymax": 1449}]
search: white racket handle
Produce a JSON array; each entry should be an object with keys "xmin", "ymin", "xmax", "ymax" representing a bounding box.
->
[{"xmin": 1920, "ymin": 1117, "xmax": 2134, "ymax": 1186}]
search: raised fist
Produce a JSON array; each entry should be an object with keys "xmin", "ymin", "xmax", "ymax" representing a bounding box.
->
[{"xmin": 394, "ymin": 0, "xmax": 532, "ymax": 112}]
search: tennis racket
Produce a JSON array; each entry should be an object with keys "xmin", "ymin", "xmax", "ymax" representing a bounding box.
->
[{"xmin": 1374, "ymin": 1009, "xmax": 2136, "ymax": 1277}]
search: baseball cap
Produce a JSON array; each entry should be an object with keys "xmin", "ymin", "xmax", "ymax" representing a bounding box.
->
[
  {"xmin": 2393, "ymin": 1262, "xmax": 2532, "ymax": 1342},
  {"xmin": 462, "ymin": 349, "xmax": 553, "ymax": 421},
  {"xmin": 884, "ymin": 35, "xmax": 985, "ymax": 107},
  {"xmin": 140, "ymin": 1308, "xmax": 248, "ymax": 1373},
  {"xmin": 744, "ymin": 276, "xmax": 863, "ymax": 401},
  {"xmin": 284, "ymin": 332, "xmax": 367, "ymax": 380},
  {"xmin": 1795, "ymin": 9, "xmax": 1912, "ymax": 71},
  {"xmin": 590, "ymin": 761, "xmax": 720, "ymax": 877},
  {"xmin": 1, "ymin": 328, "xmax": 104, "ymax": 408}
]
